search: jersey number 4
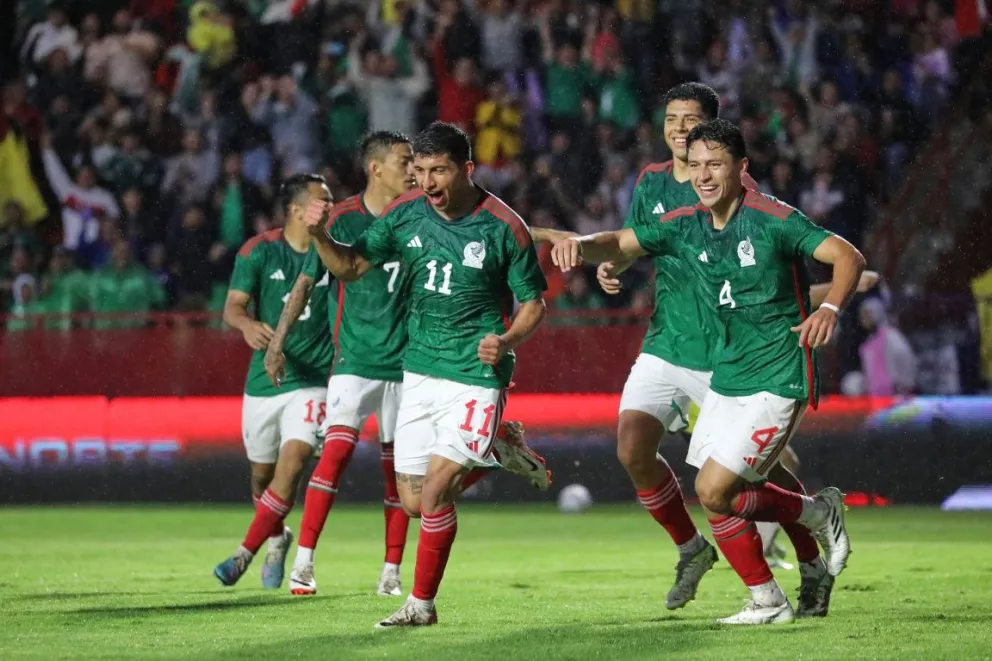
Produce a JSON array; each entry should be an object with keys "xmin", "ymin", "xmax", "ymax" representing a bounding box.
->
[
  {"xmin": 719, "ymin": 280, "xmax": 736, "ymax": 309},
  {"xmin": 424, "ymin": 260, "xmax": 453, "ymax": 295},
  {"xmin": 281, "ymin": 293, "xmax": 312, "ymax": 321}
]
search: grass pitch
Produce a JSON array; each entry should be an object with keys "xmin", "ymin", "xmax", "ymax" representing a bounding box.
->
[{"xmin": 0, "ymin": 505, "xmax": 990, "ymax": 660}]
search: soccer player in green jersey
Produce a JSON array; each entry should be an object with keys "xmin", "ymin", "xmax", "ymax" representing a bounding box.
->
[
  {"xmin": 265, "ymin": 131, "xmax": 418, "ymax": 598},
  {"xmin": 212, "ymin": 174, "xmax": 336, "ymax": 589},
  {"xmin": 551, "ymin": 119, "xmax": 865, "ymax": 625},
  {"xmin": 302, "ymin": 122, "xmax": 548, "ymax": 628}
]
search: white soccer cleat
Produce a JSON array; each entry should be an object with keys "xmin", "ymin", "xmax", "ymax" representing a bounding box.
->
[
  {"xmin": 666, "ymin": 542, "xmax": 718, "ymax": 610},
  {"xmin": 796, "ymin": 570, "xmax": 835, "ymax": 617},
  {"xmin": 717, "ymin": 599, "xmax": 795, "ymax": 625},
  {"xmin": 810, "ymin": 487, "xmax": 851, "ymax": 576},
  {"xmin": 377, "ymin": 564, "xmax": 402, "ymax": 597},
  {"xmin": 493, "ymin": 421, "xmax": 552, "ymax": 491},
  {"xmin": 374, "ymin": 596, "xmax": 438, "ymax": 629},
  {"xmin": 289, "ymin": 562, "xmax": 317, "ymax": 596}
]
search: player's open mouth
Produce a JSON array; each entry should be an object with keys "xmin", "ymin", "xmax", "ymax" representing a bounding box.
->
[
  {"xmin": 425, "ymin": 191, "xmax": 445, "ymax": 205},
  {"xmin": 698, "ymin": 185, "xmax": 718, "ymax": 195},
  {"xmin": 672, "ymin": 136, "xmax": 687, "ymax": 146}
]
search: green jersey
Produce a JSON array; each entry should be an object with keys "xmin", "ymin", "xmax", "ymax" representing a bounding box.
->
[
  {"xmin": 230, "ymin": 229, "xmax": 335, "ymax": 397},
  {"xmin": 302, "ymin": 194, "xmax": 408, "ymax": 382},
  {"xmin": 353, "ymin": 189, "xmax": 547, "ymax": 390},
  {"xmin": 623, "ymin": 161, "xmax": 715, "ymax": 370},
  {"xmin": 632, "ymin": 189, "xmax": 834, "ymax": 406}
]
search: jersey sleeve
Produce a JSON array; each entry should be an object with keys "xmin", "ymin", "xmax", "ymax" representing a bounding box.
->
[
  {"xmin": 301, "ymin": 244, "xmax": 323, "ymax": 281},
  {"xmin": 505, "ymin": 230, "xmax": 548, "ymax": 303},
  {"xmin": 631, "ymin": 219, "xmax": 678, "ymax": 257},
  {"xmin": 352, "ymin": 214, "xmax": 398, "ymax": 267},
  {"xmin": 229, "ymin": 248, "xmax": 261, "ymax": 295},
  {"xmin": 621, "ymin": 180, "xmax": 650, "ymax": 229},
  {"xmin": 777, "ymin": 210, "xmax": 835, "ymax": 258}
]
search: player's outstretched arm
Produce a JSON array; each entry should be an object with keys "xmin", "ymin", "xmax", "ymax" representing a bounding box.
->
[
  {"xmin": 223, "ymin": 289, "xmax": 274, "ymax": 350},
  {"xmin": 263, "ymin": 273, "xmax": 314, "ymax": 387},
  {"xmin": 550, "ymin": 229, "xmax": 645, "ymax": 272},
  {"xmin": 808, "ymin": 269, "xmax": 880, "ymax": 308},
  {"xmin": 792, "ymin": 236, "xmax": 866, "ymax": 348},
  {"xmin": 303, "ymin": 199, "xmax": 373, "ymax": 282},
  {"xmin": 478, "ymin": 298, "xmax": 547, "ymax": 366},
  {"xmin": 529, "ymin": 227, "xmax": 577, "ymax": 244}
]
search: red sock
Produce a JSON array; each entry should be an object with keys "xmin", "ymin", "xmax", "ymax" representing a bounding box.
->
[
  {"xmin": 412, "ymin": 505, "xmax": 458, "ymax": 600},
  {"xmin": 253, "ymin": 495, "xmax": 286, "ymax": 538},
  {"xmin": 298, "ymin": 426, "xmax": 358, "ymax": 549},
  {"xmin": 460, "ymin": 468, "xmax": 489, "ymax": 491},
  {"xmin": 709, "ymin": 515, "xmax": 774, "ymax": 587},
  {"xmin": 636, "ymin": 459, "xmax": 697, "ymax": 545},
  {"xmin": 381, "ymin": 443, "xmax": 409, "ymax": 565},
  {"xmin": 732, "ymin": 483, "xmax": 805, "ymax": 523},
  {"xmin": 242, "ymin": 489, "xmax": 292, "ymax": 554},
  {"xmin": 780, "ymin": 479, "xmax": 820, "ymax": 563}
]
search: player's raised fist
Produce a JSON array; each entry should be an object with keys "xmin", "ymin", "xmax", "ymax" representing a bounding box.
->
[
  {"xmin": 791, "ymin": 307, "xmax": 837, "ymax": 349},
  {"xmin": 303, "ymin": 199, "xmax": 329, "ymax": 228},
  {"xmin": 550, "ymin": 238, "xmax": 583, "ymax": 272},
  {"xmin": 478, "ymin": 333, "xmax": 507, "ymax": 366},
  {"xmin": 597, "ymin": 261, "xmax": 622, "ymax": 295}
]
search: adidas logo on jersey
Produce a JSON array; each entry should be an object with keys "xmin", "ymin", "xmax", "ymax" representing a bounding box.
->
[
  {"xmin": 698, "ymin": 251, "xmax": 708, "ymax": 263},
  {"xmin": 270, "ymin": 269, "xmax": 286, "ymax": 280},
  {"xmin": 652, "ymin": 202, "xmax": 665, "ymax": 215},
  {"xmin": 407, "ymin": 236, "xmax": 423, "ymax": 248}
]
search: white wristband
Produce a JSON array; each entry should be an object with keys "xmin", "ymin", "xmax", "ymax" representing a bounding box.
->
[{"xmin": 819, "ymin": 302, "xmax": 840, "ymax": 314}]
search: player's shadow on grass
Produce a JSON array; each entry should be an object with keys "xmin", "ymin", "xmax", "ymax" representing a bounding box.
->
[{"xmin": 63, "ymin": 592, "xmax": 362, "ymax": 618}]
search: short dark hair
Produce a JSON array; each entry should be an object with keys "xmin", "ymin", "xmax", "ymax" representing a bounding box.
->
[
  {"xmin": 686, "ymin": 119, "xmax": 747, "ymax": 160},
  {"xmin": 359, "ymin": 130, "xmax": 411, "ymax": 167},
  {"xmin": 279, "ymin": 173, "xmax": 326, "ymax": 213},
  {"xmin": 413, "ymin": 121, "xmax": 472, "ymax": 164},
  {"xmin": 662, "ymin": 82, "xmax": 721, "ymax": 120}
]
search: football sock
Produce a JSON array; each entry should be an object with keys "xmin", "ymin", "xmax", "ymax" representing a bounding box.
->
[
  {"xmin": 253, "ymin": 494, "xmax": 286, "ymax": 540},
  {"xmin": 709, "ymin": 515, "xmax": 774, "ymax": 588},
  {"xmin": 381, "ymin": 442, "xmax": 409, "ymax": 565},
  {"xmin": 241, "ymin": 489, "xmax": 292, "ymax": 555},
  {"xmin": 412, "ymin": 505, "xmax": 458, "ymax": 601},
  {"xmin": 298, "ymin": 426, "xmax": 358, "ymax": 550},
  {"xmin": 636, "ymin": 458, "xmax": 698, "ymax": 547},
  {"xmin": 747, "ymin": 579, "xmax": 787, "ymax": 607},
  {"xmin": 732, "ymin": 483, "xmax": 809, "ymax": 523},
  {"xmin": 781, "ymin": 479, "xmax": 821, "ymax": 563}
]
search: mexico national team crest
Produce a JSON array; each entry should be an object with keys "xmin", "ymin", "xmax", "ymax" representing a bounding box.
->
[
  {"xmin": 738, "ymin": 237, "xmax": 756, "ymax": 267},
  {"xmin": 462, "ymin": 241, "xmax": 486, "ymax": 269}
]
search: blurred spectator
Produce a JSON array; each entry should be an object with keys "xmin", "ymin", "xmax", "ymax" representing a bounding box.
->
[
  {"xmin": 187, "ymin": 1, "xmax": 236, "ymax": 70},
  {"xmin": 27, "ymin": 246, "xmax": 90, "ymax": 331},
  {"xmin": 210, "ymin": 152, "xmax": 265, "ymax": 252},
  {"xmin": 161, "ymin": 129, "xmax": 219, "ymax": 209},
  {"xmin": 5, "ymin": 273, "xmax": 39, "ymax": 332},
  {"xmin": 432, "ymin": 11, "xmax": 484, "ymax": 134},
  {"xmin": 473, "ymin": 78, "xmax": 522, "ymax": 193},
  {"xmin": 251, "ymin": 75, "xmax": 321, "ymax": 177},
  {"xmin": 89, "ymin": 240, "xmax": 165, "ymax": 329},
  {"xmin": 470, "ymin": 0, "xmax": 524, "ymax": 74},
  {"xmin": 1, "ymin": 245, "xmax": 34, "ymax": 310},
  {"xmin": 20, "ymin": 2, "xmax": 80, "ymax": 69},
  {"xmin": 40, "ymin": 132, "xmax": 121, "ymax": 256},
  {"xmin": 0, "ymin": 114, "xmax": 48, "ymax": 226},
  {"xmin": 168, "ymin": 205, "xmax": 218, "ymax": 310},
  {"xmin": 857, "ymin": 298, "xmax": 918, "ymax": 396},
  {"xmin": 347, "ymin": 32, "xmax": 429, "ymax": 138},
  {"xmin": 553, "ymin": 269, "xmax": 606, "ymax": 326},
  {"xmin": 82, "ymin": 9, "xmax": 161, "ymax": 101}
]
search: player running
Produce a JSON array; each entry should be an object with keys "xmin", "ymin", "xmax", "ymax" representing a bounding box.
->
[
  {"xmin": 552, "ymin": 119, "xmax": 864, "ymax": 624},
  {"xmin": 303, "ymin": 122, "xmax": 548, "ymax": 628},
  {"xmin": 213, "ymin": 174, "xmax": 335, "ymax": 589},
  {"xmin": 266, "ymin": 132, "xmax": 551, "ymax": 599}
]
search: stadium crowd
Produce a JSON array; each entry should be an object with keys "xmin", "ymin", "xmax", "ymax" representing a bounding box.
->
[{"xmin": 0, "ymin": 0, "xmax": 985, "ymax": 391}]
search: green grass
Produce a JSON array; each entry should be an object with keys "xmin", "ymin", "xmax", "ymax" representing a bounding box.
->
[{"xmin": 1, "ymin": 505, "xmax": 991, "ymax": 660}]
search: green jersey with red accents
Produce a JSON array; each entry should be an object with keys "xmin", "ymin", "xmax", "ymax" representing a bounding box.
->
[
  {"xmin": 353, "ymin": 188, "xmax": 547, "ymax": 389},
  {"xmin": 631, "ymin": 189, "xmax": 834, "ymax": 405},
  {"xmin": 302, "ymin": 194, "xmax": 408, "ymax": 382},
  {"xmin": 230, "ymin": 229, "xmax": 335, "ymax": 397}
]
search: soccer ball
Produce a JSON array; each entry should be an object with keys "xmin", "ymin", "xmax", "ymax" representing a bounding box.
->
[{"xmin": 557, "ymin": 484, "xmax": 593, "ymax": 514}]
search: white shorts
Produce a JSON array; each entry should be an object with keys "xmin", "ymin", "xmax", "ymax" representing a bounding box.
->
[
  {"xmin": 687, "ymin": 391, "xmax": 807, "ymax": 483},
  {"xmin": 618, "ymin": 353, "xmax": 712, "ymax": 431},
  {"xmin": 242, "ymin": 387, "xmax": 328, "ymax": 463},
  {"xmin": 324, "ymin": 374, "xmax": 402, "ymax": 443},
  {"xmin": 393, "ymin": 372, "xmax": 507, "ymax": 476}
]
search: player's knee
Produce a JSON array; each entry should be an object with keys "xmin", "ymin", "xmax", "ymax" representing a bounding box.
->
[
  {"xmin": 694, "ymin": 477, "xmax": 734, "ymax": 515},
  {"xmin": 616, "ymin": 413, "xmax": 662, "ymax": 471}
]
